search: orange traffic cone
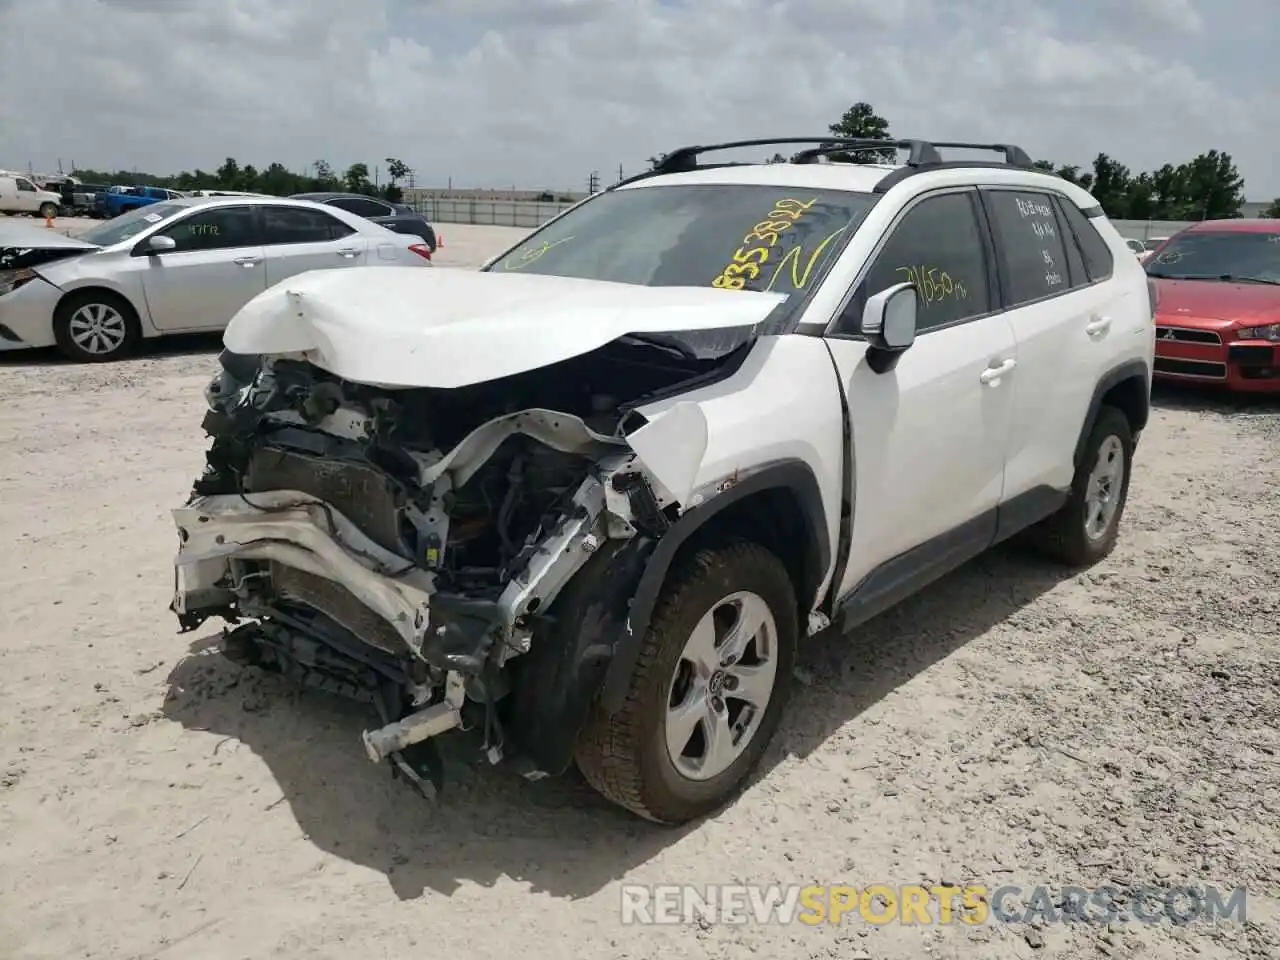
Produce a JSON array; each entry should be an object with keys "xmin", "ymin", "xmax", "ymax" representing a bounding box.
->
[
  {"xmin": 437, "ymin": 232, "xmax": 443, "ymax": 248},
  {"xmin": 45, "ymin": 213, "xmax": 54, "ymax": 228}
]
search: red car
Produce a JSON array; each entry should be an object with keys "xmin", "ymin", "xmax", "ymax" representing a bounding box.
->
[{"xmin": 1146, "ymin": 219, "xmax": 1280, "ymax": 393}]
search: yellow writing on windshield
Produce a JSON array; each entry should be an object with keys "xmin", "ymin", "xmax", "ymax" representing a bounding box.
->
[
  {"xmin": 764, "ymin": 226, "xmax": 848, "ymax": 293},
  {"xmin": 503, "ymin": 236, "xmax": 575, "ymax": 271},
  {"xmin": 895, "ymin": 265, "xmax": 969, "ymax": 304},
  {"xmin": 712, "ymin": 197, "xmax": 818, "ymax": 290}
]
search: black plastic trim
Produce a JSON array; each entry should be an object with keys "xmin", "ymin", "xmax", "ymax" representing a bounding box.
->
[
  {"xmin": 993, "ymin": 484, "xmax": 1069, "ymax": 543},
  {"xmin": 598, "ymin": 458, "xmax": 830, "ymax": 711},
  {"xmin": 1072, "ymin": 358, "xmax": 1151, "ymax": 469},
  {"xmin": 833, "ymin": 483, "xmax": 1066, "ymax": 631},
  {"xmin": 0, "ymin": 322, "xmax": 22, "ymax": 343},
  {"xmin": 819, "ymin": 342, "xmax": 856, "ymax": 617},
  {"xmin": 836, "ymin": 509, "xmax": 996, "ymax": 631}
]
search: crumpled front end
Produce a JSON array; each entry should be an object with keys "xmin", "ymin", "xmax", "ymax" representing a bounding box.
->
[{"xmin": 171, "ymin": 334, "xmax": 744, "ymax": 793}]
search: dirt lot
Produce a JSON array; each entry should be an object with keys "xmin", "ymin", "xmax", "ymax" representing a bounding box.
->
[{"xmin": 1, "ymin": 224, "xmax": 1277, "ymax": 960}]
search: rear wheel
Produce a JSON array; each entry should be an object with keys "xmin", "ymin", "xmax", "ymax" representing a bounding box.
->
[
  {"xmin": 575, "ymin": 541, "xmax": 797, "ymax": 824},
  {"xmin": 1027, "ymin": 405, "xmax": 1133, "ymax": 566},
  {"xmin": 52, "ymin": 290, "xmax": 141, "ymax": 363}
]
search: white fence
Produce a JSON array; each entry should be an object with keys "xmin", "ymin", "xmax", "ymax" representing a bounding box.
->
[
  {"xmin": 410, "ymin": 197, "xmax": 576, "ymax": 228},
  {"xmin": 1110, "ymin": 220, "xmax": 1201, "ymax": 243}
]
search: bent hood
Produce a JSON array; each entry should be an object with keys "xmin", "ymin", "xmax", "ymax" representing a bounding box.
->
[
  {"xmin": 1153, "ymin": 277, "xmax": 1280, "ymax": 327},
  {"xmin": 222, "ymin": 267, "xmax": 787, "ymax": 388},
  {"xmin": 0, "ymin": 221, "xmax": 100, "ymax": 272}
]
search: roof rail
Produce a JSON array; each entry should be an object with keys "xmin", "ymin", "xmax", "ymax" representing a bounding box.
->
[
  {"xmin": 610, "ymin": 137, "xmax": 1036, "ymax": 191},
  {"xmin": 871, "ymin": 141, "xmax": 1037, "ymax": 193},
  {"xmin": 610, "ymin": 137, "xmax": 943, "ymax": 189}
]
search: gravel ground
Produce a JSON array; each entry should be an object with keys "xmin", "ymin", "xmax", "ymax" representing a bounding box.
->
[{"xmin": 0, "ymin": 224, "xmax": 1277, "ymax": 960}]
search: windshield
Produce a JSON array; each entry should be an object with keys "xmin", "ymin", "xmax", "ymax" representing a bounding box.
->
[
  {"xmin": 77, "ymin": 202, "xmax": 186, "ymax": 246},
  {"xmin": 1146, "ymin": 231, "xmax": 1280, "ymax": 283},
  {"xmin": 488, "ymin": 184, "xmax": 876, "ymax": 302}
]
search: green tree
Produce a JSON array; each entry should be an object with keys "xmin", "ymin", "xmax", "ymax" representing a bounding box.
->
[
  {"xmin": 1090, "ymin": 153, "xmax": 1132, "ymax": 219},
  {"xmin": 827, "ymin": 101, "xmax": 893, "ymax": 163},
  {"xmin": 215, "ymin": 157, "xmax": 241, "ymax": 188},
  {"xmin": 1263, "ymin": 198, "xmax": 1280, "ymax": 218},
  {"xmin": 384, "ymin": 157, "xmax": 410, "ymax": 184},
  {"xmin": 1180, "ymin": 150, "xmax": 1244, "ymax": 220},
  {"xmin": 343, "ymin": 162, "xmax": 371, "ymax": 194}
]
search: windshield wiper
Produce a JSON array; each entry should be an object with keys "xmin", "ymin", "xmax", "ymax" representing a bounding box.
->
[
  {"xmin": 1215, "ymin": 274, "xmax": 1280, "ymax": 286},
  {"xmin": 1164, "ymin": 273, "xmax": 1280, "ymax": 285}
]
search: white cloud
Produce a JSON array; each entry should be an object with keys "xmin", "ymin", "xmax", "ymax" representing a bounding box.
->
[{"xmin": 0, "ymin": 0, "xmax": 1273, "ymax": 196}]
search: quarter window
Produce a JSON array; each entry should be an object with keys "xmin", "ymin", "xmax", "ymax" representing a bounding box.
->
[
  {"xmin": 158, "ymin": 206, "xmax": 260, "ymax": 252},
  {"xmin": 1056, "ymin": 198, "xmax": 1115, "ymax": 283},
  {"xmin": 261, "ymin": 206, "xmax": 356, "ymax": 244},
  {"xmin": 983, "ymin": 189, "xmax": 1072, "ymax": 307},
  {"xmin": 839, "ymin": 191, "xmax": 992, "ymax": 334},
  {"xmin": 326, "ymin": 196, "xmax": 391, "ymax": 219}
]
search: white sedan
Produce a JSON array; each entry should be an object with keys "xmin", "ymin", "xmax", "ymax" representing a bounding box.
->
[{"xmin": 0, "ymin": 196, "xmax": 434, "ymax": 362}]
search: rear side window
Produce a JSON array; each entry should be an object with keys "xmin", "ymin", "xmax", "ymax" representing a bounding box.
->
[
  {"xmin": 983, "ymin": 189, "xmax": 1070, "ymax": 306},
  {"xmin": 262, "ymin": 206, "xmax": 355, "ymax": 244},
  {"xmin": 1057, "ymin": 198, "xmax": 1115, "ymax": 283},
  {"xmin": 327, "ymin": 196, "xmax": 391, "ymax": 219}
]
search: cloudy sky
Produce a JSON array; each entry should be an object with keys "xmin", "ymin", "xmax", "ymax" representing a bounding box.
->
[{"xmin": 1, "ymin": 0, "xmax": 1276, "ymax": 197}]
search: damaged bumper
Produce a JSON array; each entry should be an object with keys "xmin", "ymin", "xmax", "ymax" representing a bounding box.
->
[{"xmin": 173, "ymin": 470, "xmax": 616, "ymax": 673}]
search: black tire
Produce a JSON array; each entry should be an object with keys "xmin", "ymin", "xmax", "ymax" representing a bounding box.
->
[
  {"xmin": 38, "ymin": 202, "xmax": 58, "ymax": 220},
  {"xmin": 575, "ymin": 541, "xmax": 798, "ymax": 824},
  {"xmin": 1027, "ymin": 405, "xmax": 1133, "ymax": 566},
  {"xmin": 52, "ymin": 290, "xmax": 141, "ymax": 363}
]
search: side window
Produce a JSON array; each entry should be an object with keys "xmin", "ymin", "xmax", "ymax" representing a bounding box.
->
[
  {"xmin": 840, "ymin": 191, "xmax": 991, "ymax": 334},
  {"xmin": 159, "ymin": 206, "xmax": 260, "ymax": 252},
  {"xmin": 1056, "ymin": 198, "xmax": 1115, "ymax": 283},
  {"xmin": 327, "ymin": 196, "xmax": 390, "ymax": 218},
  {"xmin": 261, "ymin": 206, "xmax": 356, "ymax": 244},
  {"xmin": 16, "ymin": 178, "xmax": 35, "ymax": 192},
  {"xmin": 983, "ymin": 190, "xmax": 1071, "ymax": 307},
  {"xmin": 1052, "ymin": 198, "xmax": 1089, "ymax": 289}
]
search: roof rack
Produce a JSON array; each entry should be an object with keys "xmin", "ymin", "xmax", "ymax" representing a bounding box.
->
[{"xmin": 610, "ymin": 137, "xmax": 1037, "ymax": 191}]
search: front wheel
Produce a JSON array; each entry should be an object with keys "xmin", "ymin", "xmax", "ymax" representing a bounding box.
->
[
  {"xmin": 575, "ymin": 541, "xmax": 797, "ymax": 824},
  {"xmin": 38, "ymin": 202, "xmax": 58, "ymax": 220},
  {"xmin": 1027, "ymin": 405, "xmax": 1133, "ymax": 566},
  {"xmin": 52, "ymin": 291, "xmax": 141, "ymax": 362}
]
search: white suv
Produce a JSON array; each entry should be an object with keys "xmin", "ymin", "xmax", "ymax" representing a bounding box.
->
[{"xmin": 171, "ymin": 137, "xmax": 1155, "ymax": 824}]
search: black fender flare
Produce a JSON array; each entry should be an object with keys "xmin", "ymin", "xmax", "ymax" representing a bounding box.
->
[
  {"xmin": 597, "ymin": 458, "xmax": 830, "ymax": 711},
  {"xmin": 1072, "ymin": 358, "xmax": 1150, "ymax": 468},
  {"xmin": 503, "ymin": 458, "xmax": 830, "ymax": 777}
]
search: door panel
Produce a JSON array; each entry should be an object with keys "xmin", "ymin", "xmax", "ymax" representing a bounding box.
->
[
  {"xmin": 261, "ymin": 206, "xmax": 367, "ymax": 286},
  {"xmin": 140, "ymin": 205, "xmax": 266, "ymax": 332},
  {"xmin": 827, "ymin": 316, "xmax": 1018, "ymax": 598},
  {"xmin": 982, "ymin": 188, "xmax": 1117, "ymax": 495},
  {"xmin": 823, "ymin": 189, "xmax": 1016, "ymax": 601}
]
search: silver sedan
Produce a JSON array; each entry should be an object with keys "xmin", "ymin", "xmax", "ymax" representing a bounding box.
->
[{"xmin": 0, "ymin": 196, "xmax": 434, "ymax": 362}]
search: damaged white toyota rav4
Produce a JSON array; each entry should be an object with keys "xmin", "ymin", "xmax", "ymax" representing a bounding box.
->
[{"xmin": 171, "ymin": 137, "xmax": 1156, "ymax": 824}]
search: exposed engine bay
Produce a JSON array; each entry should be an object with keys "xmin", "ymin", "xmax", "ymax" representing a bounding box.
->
[{"xmin": 172, "ymin": 333, "xmax": 748, "ymax": 794}]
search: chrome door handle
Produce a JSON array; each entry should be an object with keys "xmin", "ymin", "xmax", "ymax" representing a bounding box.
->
[
  {"xmin": 980, "ymin": 358, "xmax": 1017, "ymax": 385},
  {"xmin": 233, "ymin": 256, "xmax": 261, "ymax": 267},
  {"xmin": 336, "ymin": 248, "xmax": 360, "ymax": 258},
  {"xmin": 1086, "ymin": 316, "xmax": 1112, "ymax": 336}
]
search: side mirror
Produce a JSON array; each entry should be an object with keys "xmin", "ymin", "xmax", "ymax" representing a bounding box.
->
[
  {"xmin": 860, "ymin": 281, "xmax": 918, "ymax": 356},
  {"xmin": 144, "ymin": 234, "xmax": 177, "ymax": 254}
]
